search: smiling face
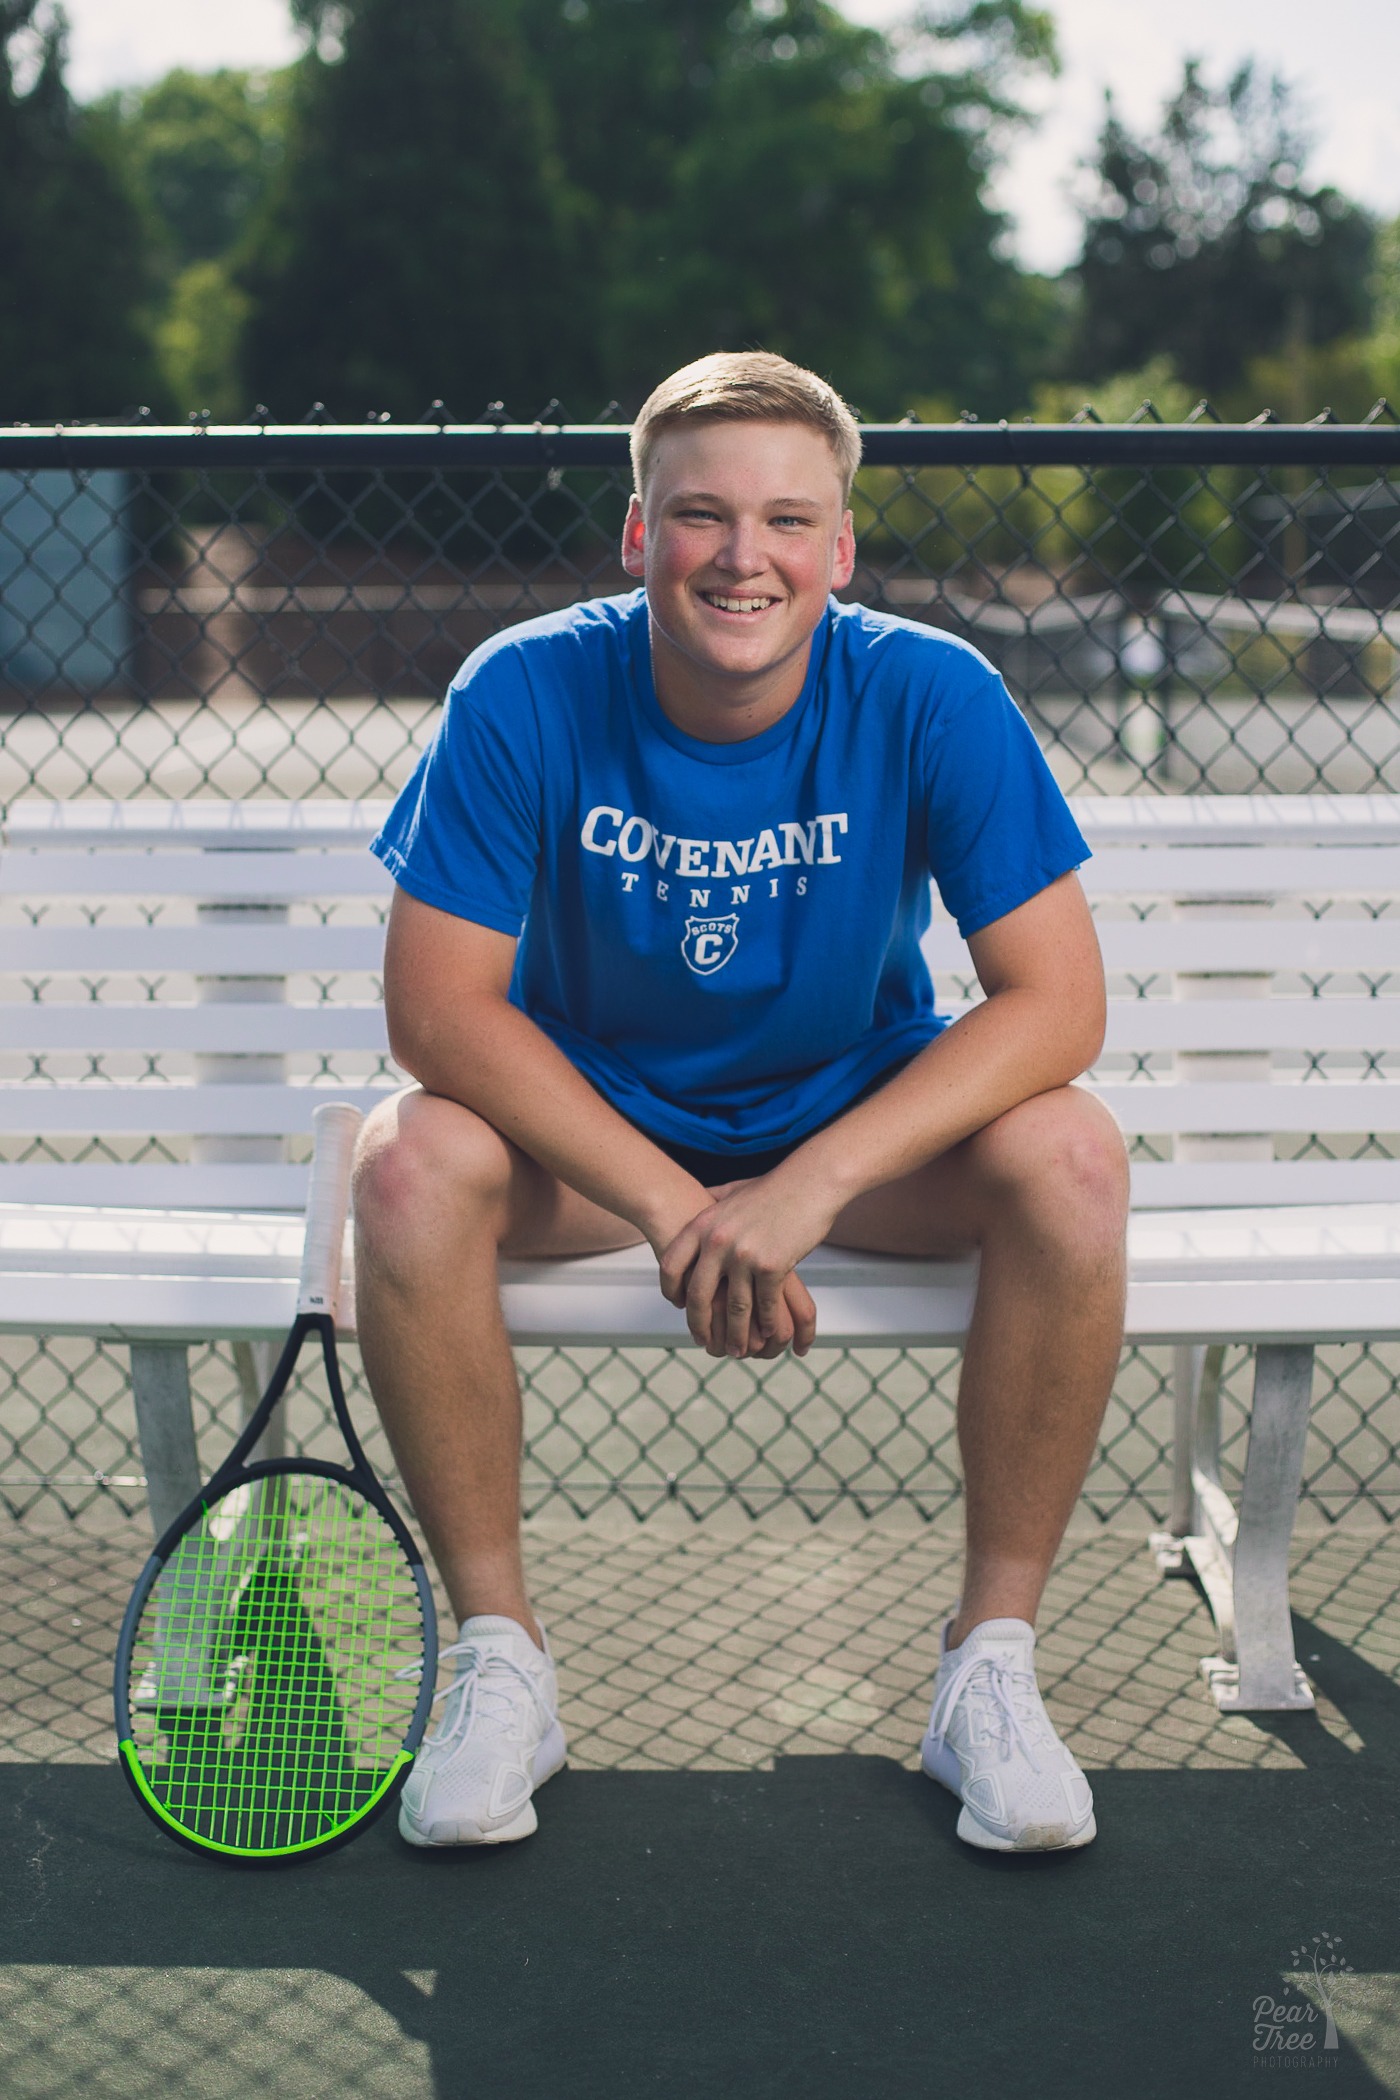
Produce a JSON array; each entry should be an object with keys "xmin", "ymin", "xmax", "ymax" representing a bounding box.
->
[{"xmin": 621, "ymin": 418, "xmax": 856, "ymax": 741}]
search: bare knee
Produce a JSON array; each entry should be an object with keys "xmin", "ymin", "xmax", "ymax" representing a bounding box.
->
[
  {"xmin": 967, "ymin": 1088, "xmax": 1129, "ymax": 1255},
  {"xmin": 353, "ymin": 1089, "xmax": 513, "ymax": 1276}
]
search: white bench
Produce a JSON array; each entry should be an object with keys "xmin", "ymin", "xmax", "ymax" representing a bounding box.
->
[{"xmin": 3, "ymin": 793, "xmax": 1400, "ymax": 1713}]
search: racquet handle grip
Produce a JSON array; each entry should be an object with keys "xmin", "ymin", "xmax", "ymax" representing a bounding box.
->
[{"xmin": 297, "ymin": 1102, "xmax": 364, "ymax": 1316}]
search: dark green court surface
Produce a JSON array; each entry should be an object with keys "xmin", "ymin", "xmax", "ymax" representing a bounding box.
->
[{"xmin": 3, "ymin": 1520, "xmax": 1398, "ymax": 2098}]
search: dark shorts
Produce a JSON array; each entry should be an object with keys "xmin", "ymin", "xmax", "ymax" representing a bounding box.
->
[{"xmin": 629, "ymin": 1058, "xmax": 913, "ymax": 1190}]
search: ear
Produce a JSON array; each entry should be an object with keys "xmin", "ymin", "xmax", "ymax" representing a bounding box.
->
[
  {"xmin": 831, "ymin": 508, "xmax": 856, "ymax": 591},
  {"xmin": 621, "ymin": 494, "xmax": 646, "ymax": 578}
]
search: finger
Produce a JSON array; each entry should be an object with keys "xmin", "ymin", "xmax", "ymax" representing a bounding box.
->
[
  {"xmin": 754, "ymin": 1267, "xmax": 785, "ymax": 1344},
  {"xmin": 686, "ymin": 1237, "xmax": 729, "ymax": 1353},
  {"xmin": 725, "ymin": 1268, "xmax": 755, "ymax": 1359},
  {"xmin": 708, "ymin": 1276, "xmax": 729, "ymax": 1357},
  {"xmin": 785, "ymin": 1273, "xmax": 818, "ymax": 1355},
  {"xmin": 745, "ymin": 1271, "xmax": 792, "ymax": 1358},
  {"xmin": 752, "ymin": 1297, "xmax": 794, "ymax": 1359},
  {"xmin": 658, "ymin": 1221, "xmax": 703, "ymax": 1307},
  {"xmin": 751, "ymin": 1276, "xmax": 793, "ymax": 1360}
]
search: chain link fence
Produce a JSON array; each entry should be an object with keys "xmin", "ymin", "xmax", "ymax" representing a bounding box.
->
[{"xmin": 3, "ymin": 413, "xmax": 1400, "ymax": 1531}]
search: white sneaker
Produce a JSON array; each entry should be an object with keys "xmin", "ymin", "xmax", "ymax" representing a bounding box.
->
[
  {"xmin": 398, "ymin": 1615, "xmax": 566, "ymax": 1847},
  {"xmin": 920, "ymin": 1617, "xmax": 1096, "ymax": 1853}
]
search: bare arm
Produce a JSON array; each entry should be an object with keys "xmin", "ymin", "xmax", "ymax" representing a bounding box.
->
[
  {"xmin": 786, "ymin": 869, "xmax": 1105, "ymax": 1203},
  {"xmin": 383, "ymin": 888, "xmax": 709, "ymax": 1248},
  {"xmin": 660, "ymin": 872, "xmax": 1106, "ymax": 1354}
]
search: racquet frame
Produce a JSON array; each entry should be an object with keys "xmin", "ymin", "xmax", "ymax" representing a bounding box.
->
[{"xmin": 113, "ymin": 1104, "xmax": 438, "ymax": 1863}]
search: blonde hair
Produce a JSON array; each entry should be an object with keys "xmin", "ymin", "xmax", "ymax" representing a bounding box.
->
[{"xmin": 630, "ymin": 352, "xmax": 862, "ymax": 505}]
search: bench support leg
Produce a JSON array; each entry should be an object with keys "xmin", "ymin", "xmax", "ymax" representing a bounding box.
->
[
  {"xmin": 1200, "ymin": 1342, "xmax": 1315, "ymax": 1713},
  {"xmin": 1150, "ymin": 1340, "xmax": 1315, "ymax": 1713},
  {"xmin": 1153, "ymin": 1343, "xmax": 1206, "ymax": 1567},
  {"xmin": 1151, "ymin": 1340, "xmax": 1223, "ymax": 1579},
  {"xmin": 129, "ymin": 1342, "xmax": 201, "ymax": 1543}
]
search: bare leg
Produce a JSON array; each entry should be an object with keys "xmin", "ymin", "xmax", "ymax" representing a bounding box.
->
[
  {"xmin": 828, "ymin": 1086, "xmax": 1128, "ymax": 1647},
  {"xmin": 353, "ymin": 1088, "xmax": 643, "ymax": 1642}
]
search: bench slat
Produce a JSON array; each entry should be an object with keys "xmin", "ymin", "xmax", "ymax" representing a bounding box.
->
[
  {"xmin": 940, "ymin": 999, "xmax": 1400, "ymax": 1050},
  {"xmin": 1130, "ymin": 1160, "xmax": 1400, "ymax": 1206},
  {"xmin": 3, "ymin": 799, "xmax": 393, "ymax": 847},
  {"xmin": 1120, "ymin": 1278, "xmax": 1400, "ymax": 1346},
  {"xmin": 1080, "ymin": 846, "xmax": 1400, "ymax": 896},
  {"xmin": 6, "ymin": 1202, "xmax": 1392, "ymax": 1272},
  {"xmin": 0, "ymin": 920, "xmax": 1390, "ymax": 978},
  {"xmin": 0, "ymin": 923, "xmax": 1393, "ymax": 978},
  {"xmin": 6, "ymin": 997, "xmax": 1398, "ymax": 1055},
  {"xmin": 1098, "ymin": 1000, "xmax": 1400, "ymax": 1052},
  {"xmin": 2, "ymin": 1157, "xmax": 1398, "ymax": 1214},
  {"xmin": 1, "ymin": 1078, "xmax": 1396, "ymax": 1136},
  {"xmin": 1091, "ymin": 1081, "xmax": 1400, "ymax": 1132},
  {"xmin": 1073, "ymin": 795, "xmax": 1400, "ymax": 845},
  {"xmin": 0, "ymin": 927, "xmax": 387, "ymax": 972},
  {"xmin": 0, "ymin": 1164, "xmax": 311, "ymax": 1207},
  {"xmin": 0, "ymin": 851, "xmax": 392, "ymax": 899},
  {"xmin": 9, "ymin": 842, "xmax": 1400, "ymax": 912},
  {"xmin": 9, "ymin": 847, "xmax": 1400, "ymax": 902},
  {"xmin": 3, "ymin": 1266, "xmax": 1397, "ymax": 1347},
  {"xmin": 4, "ymin": 1004, "xmax": 391, "ymax": 1052},
  {"xmin": 0, "ymin": 921, "xmax": 1390, "ymax": 978},
  {"xmin": 12, "ymin": 794, "xmax": 1400, "ymax": 851},
  {"xmin": 0, "ymin": 1084, "xmax": 390, "ymax": 1131},
  {"xmin": 923, "ymin": 922, "xmax": 1400, "ymax": 972},
  {"xmin": 3, "ymin": 1208, "xmax": 1399, "ymax": 1347}
]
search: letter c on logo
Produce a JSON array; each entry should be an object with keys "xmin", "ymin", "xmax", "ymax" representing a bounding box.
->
[{"xmin": 581, "ymin": 805, "xmax": 622, "ymax": 857}]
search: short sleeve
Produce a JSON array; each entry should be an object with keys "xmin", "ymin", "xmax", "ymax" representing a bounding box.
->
[
  {"xmin": 921, "ymin": 671, "xmax": 1088, "ymax": 939},
  {"xmin": 371, "ymin": 642, "xmax": 543, "ymax": 935}
]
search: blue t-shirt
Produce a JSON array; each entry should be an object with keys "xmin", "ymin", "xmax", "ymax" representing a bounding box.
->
[{"xmin": 372, "ymin": 589, "xmax": 1087, "ymax": 1159}]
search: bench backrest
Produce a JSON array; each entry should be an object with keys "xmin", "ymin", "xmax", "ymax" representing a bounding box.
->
[
  {"xmin": 0, "ymin": 800, "xmax": 393, "ymax": 1209},
  {"xmin": 3, "ymin": 794, "xmax": 1399, "ymax": 1211}
]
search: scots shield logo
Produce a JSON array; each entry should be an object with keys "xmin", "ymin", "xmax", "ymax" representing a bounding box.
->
[{"xmin": 682, "ymin": 914, "xmax": 739, "ymax": 976}]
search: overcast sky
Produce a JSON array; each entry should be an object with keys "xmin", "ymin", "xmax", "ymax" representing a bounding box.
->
[{"xmin": 64, "ymin": 0, "xmax": 1400, "ymax": 274}]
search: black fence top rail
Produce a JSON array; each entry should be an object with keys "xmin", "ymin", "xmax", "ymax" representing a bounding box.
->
[{"xmin": 2, "ymin": 420, "xmax": 1399, "ymax": 473}]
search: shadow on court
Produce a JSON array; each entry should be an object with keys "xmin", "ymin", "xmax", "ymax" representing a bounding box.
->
[{"xmin": 1, "ymin": 1613, "xmax": 1398, "ymax": 2100}]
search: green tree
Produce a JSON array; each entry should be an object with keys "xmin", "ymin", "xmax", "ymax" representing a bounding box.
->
[
  {"xmin": 99, "ymin": 68, "xmax": 290, "ymax": 415},
  {"xmin": 517, "ymin": 0, "xmax": 1058, "ymax": 414},
  {"xmin": 0, "ymin": 0, "xmax": 158, "ymax": 417},
  {"xmin": 1069, "ymin": 60, "xmax": 1375, "ymax": 403},
  {"xmin": 1244, "ymin": 209, "xmax": 1398, "ymax": 417},
  {"xmin": 237, "ymin": 0, "xmax": 1057, "ymax": 422},
  {"xmin": 100, "ymin": 68, "xmax": 291, "ymax": 277},
  {"xmin": 239, "ymin": 0, "xmax": 582, "ymax": 421}
]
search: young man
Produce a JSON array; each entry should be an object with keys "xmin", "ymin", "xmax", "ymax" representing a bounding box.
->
[{"xmin": 357, "ymin": 351, "xmax": 1129, "ymax": 1855}]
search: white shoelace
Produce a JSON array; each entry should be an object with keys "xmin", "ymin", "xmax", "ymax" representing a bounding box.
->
[
  {"xmin": 928, "ymin": 1650, "xmax": 1050, "ymax": 1773},
  {"xmin": 397, "ymin": 1638, "xmax": 544, "ymax": 1745}
]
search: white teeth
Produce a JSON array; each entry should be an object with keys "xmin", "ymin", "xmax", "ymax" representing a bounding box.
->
[{"xmin": 705, "ymin": 594, "xmax": 773, "ymax": 612}]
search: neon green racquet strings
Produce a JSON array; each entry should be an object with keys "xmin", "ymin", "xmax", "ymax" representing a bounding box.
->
[{"xmin": 124, "ymin": 1474, "xmax": 427, "ymax": 1856}]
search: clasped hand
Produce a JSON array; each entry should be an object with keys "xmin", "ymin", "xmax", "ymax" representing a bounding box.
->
[{"xmin": 655, "ymin": 1171, "xmax": 837, "ymax": 1360}]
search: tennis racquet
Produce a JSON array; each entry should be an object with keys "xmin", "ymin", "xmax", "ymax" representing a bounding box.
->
[{"xmin": 114, "ymin": 1101, "xmax": 438, "ymax": 1863}]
